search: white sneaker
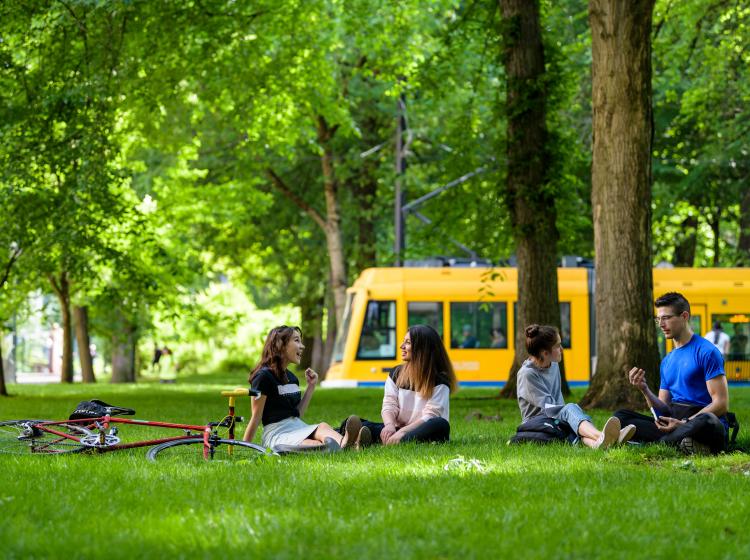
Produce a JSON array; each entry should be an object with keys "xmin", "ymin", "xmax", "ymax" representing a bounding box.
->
[
  {"xmin": 594, "ymin": 417, "xmax": 621, "ymax": 449},
  {"xmin": 618, "ymin": 424, "xmax": 637, "ymax": 445}
]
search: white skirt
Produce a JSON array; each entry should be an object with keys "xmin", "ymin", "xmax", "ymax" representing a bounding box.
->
[{"xmin": 262, "ymin": 417, "xmax": 320, "ymax": 449}]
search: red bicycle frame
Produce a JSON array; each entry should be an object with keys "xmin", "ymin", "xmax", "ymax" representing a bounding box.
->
[{"xmin": 31, "ymin": 388, "xmax": 254, "ymax": 458}]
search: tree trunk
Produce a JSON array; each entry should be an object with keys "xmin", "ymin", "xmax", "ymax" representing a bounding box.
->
[
  {"xmin": 321, "ymin": 290, "xmax": 337, "ymax": 377},
  {"xmin": 74, "ymin": 306, "xmax": 95, "ymax": 383},
  {"xmin": 353, "ymin": 115, "xmax": 380, "ymax": 273},
  {"xmin": 737, "ymin": 188, "xmax": 750, "ymax": 266},
  {"xmin": 710, "ymin": 212, "xmax": 720, "ymax": 266},
  {"xmin": 672, "ymin": 215, "xmax": 698, "ymax": 266},
  {"xmin": 352, "ymin": 167, "xmax": 378, "ymax": 273},
  {"xmin": 0, "ymin": 336, "xmax": 8, "ymax": 396},
  {"xmin": 498, "ymin": 0, "xmax": 569, "ymax": 399},
  {"xmin": 49, "ymin": 272, "xmax": 74, "ymax": 383},
  {"xmin": 111, "ymin": 310, "xmax": 136, "ymax": 383},
  {"xmin": 317, "ymin": 116, "xmax": 348, "ymax": 328},
  {"xmin": 300, "ymin": 297, "xmax": 325, "ymax": 373},
  {"xmin": 580, "ymin": 0, "xmax": 660, "ymax": 409}
]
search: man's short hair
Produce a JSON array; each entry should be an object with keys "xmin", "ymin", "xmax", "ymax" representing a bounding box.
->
[{"xmin": 654, "ymin": 292, "xmax": 691, "ymax": 316}]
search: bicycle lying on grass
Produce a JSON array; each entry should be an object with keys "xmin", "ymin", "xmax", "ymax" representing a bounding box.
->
[{"xmin": 0, "ymin": 389, "xmax": 269, "ymax": 463}]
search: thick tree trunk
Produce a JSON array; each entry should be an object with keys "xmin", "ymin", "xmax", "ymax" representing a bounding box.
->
[
  {"xmin": 353, "ymin": 166, "xmax": 378, "ymax": 272},
  {"xmin": 580, "ymin": 0, "xmax": 660, "ymax": 409},
  {"xmin": 317, "ymin": 116, "xmax": 348, "ymax": 328},
  {"xmin": 498, "ymin": 0, "xmax": 569, "ymax": 399},
  {"xmin": 737, "ymin": 188, "xmax": 750, "ymax": 266},
  {"xmin": 74, "ymin": 306, "xmax": 95, "ymax": 383},
  {"xmin": 353, "ymin": 115, "xmax": 380, "ymax": 273},
  {"xmin": 49, "ymin": 273, "xmax": 74, "ymax": 383},
  {"xmin": 672, "ymin": 215, "xmax": 698, "ymax": 266}
]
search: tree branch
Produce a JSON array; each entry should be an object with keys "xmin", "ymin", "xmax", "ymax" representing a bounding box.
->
[
  {"xmin": 266, "ymin": 168, "xmax": 327, "ymax": 231},
  {"xmin": 0, "ymin": 246, "xmax": 22, "ymax": 290}
]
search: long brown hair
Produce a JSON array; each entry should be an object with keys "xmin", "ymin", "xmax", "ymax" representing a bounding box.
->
[
  {"xmin": 397, "ymin": 324, "xmax": 457, "ymax": 398},
  {"xmin": 248, "ymin": 326, "xmax": 301, "ymax": 384}
]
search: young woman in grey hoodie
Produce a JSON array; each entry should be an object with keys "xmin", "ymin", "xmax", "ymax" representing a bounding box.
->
[{"xmin": 517, "ymin": 324, "xmax": 635, "ymax": 449}]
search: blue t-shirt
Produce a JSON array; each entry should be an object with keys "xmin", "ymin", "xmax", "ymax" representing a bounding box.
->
[{"xmin": 659, "ymin": 335, "xmax": 725, "ymax": 408}]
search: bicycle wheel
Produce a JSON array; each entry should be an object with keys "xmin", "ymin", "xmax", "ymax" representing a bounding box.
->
[
  {"xmin": 0, "ymin": 420, "xmax": 88, "ymax": 455},
  {"xmin": 147, "ymin": 437, "xmax": 268, "ymax": 463}
]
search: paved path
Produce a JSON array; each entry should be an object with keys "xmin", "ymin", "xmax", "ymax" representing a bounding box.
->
[{"xmin": 8, "ymin": 372, "xmax": 82, "ymax": 384}]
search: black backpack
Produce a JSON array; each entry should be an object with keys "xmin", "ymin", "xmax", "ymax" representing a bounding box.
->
[{"xmin": 508, "ymin": 415, "xmax": 577, "ymax": 445}]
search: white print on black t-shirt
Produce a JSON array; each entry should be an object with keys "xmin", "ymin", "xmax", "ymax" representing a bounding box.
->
[{"xmin": 278, "ymin": 384, "xmax": 301, "ymax": 396}]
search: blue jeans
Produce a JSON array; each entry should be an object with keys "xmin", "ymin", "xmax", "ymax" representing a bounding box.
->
[{"xmin": 556, "ymin": 403, "xmax": 592, "ymax": 436}]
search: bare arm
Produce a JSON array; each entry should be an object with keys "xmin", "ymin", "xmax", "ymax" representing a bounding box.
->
[
  {"xmin": 385, "ymin": 418, "xmax": 424, "ymax": 445},
  {"xmin": 628, "ymin": 367, "xmax": 671, "ymax": 414},
  {"xmin": 693, "ymin": 376, "xmax": 728, "ymax": 418},
  {"xmin": 243, "ymin": 395, "xmax": 266, "ymax": 443},
  {"xmin": 381, "ymin": 378, "xmax": 400, "ymax": 443},
  {"xmin": 386, "ymin": 385, "xmax": 450, "ymax": 445},
  {"xmin": 297, "ymin": 368, "xmax": 318, "ymax": 417}
]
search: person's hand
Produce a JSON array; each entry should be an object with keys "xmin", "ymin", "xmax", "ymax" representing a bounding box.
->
[
  {"xmin": 655, "ymin": 416, "xmax": 685, "ymax": 433},
  {"xmin": 380, "ymin": 424, "xmax": 397, "ymax": 444},
  {"xmin": 384, "ymin": 428, "xmax": 406, "ymax": 445},
  {"xmin": 305, "ymin": 368, "xmax": 319, "ymax": 387},
  {"xmin": 627, "ymin": 367, "xmax": 648, "ymax": 392}
]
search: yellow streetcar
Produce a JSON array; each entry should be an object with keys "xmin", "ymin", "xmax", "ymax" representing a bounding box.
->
[{"xmin": 324, "ymin": 266, "xmax": 750, "ymax": 386}]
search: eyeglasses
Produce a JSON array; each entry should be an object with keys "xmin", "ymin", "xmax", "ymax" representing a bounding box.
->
[{"xmin": 654, "ymin": 314, "xmax": 677, "ymax": 325}]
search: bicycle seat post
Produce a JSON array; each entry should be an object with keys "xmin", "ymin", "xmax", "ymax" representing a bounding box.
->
[
  {"xmin": 227, "ymin": 395, "xmax": 236, "ymax": 441},
  {"xmin": 219, "ymin": 389, "xmax": 253, "ymax": 442}
]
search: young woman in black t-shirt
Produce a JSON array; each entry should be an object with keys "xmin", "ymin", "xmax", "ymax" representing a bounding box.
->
[{"xmin": 242, "ymin": 326, "xmax": 363, "ymax": 451}]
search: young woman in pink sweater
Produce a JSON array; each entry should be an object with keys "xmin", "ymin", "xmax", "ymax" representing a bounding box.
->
[{"xmin": 355, "ymin": 324, "xmax": 457, "ymax": 445}]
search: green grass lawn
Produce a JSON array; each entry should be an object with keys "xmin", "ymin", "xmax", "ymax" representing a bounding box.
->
[{"xmin": 1, "ymin": 378, "xmax": 749, "ymax": 559}]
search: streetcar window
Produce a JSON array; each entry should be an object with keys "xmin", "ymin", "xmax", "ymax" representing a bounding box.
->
[
  {"xmin": 407, "ymin": 302, "xmax": 443, "ymax": 337},
  {"xmin": 513, "ymin": 302, "xmax": 572, "ymax": 349},
  {"xmin": 449, "ymin": 302, "xmax": 508, "ymax": 349},
  {"xmin": 713, "ymin": 313, "xmax": 750, "ymax": 361},
  {"xmin": 560, "ymin": 303, "xmax": 572, "ymax": 349},
  {"xmin": 690, "ymin": 315, "xmax": 701, "ymax": 336},
  {"xmin": 356, "ymin": 300, "xmax": 397, "ymax": 360},
  {"xmin": 332, "ymin": 293, "xmax": 356, "ymax": 362}
]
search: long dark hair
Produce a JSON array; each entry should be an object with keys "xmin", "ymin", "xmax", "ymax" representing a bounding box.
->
[
  {"xmin": 397, "ymin": 324, "xmax": 457, "ymax": 398},
  {"xmin": 248, "ymin": 326, "xmax": 301, "ymax": 384},
  {"xmin": 525, "ymin": 324, "xmax": 559, "ymax": 358}
]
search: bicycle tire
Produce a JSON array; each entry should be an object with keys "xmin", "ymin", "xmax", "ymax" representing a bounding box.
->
[
  {"xmin": 146, "ymin": 437, "xmax": 268, "ymax": 463},
  {"xmin": 0, "ymin": 420, "xmax": 88, "ymax": 455}
]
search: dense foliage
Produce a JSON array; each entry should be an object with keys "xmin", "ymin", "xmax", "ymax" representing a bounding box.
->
[{"xmin": 0, "ymin": 0, "xmax": 747, "ymax": 380}]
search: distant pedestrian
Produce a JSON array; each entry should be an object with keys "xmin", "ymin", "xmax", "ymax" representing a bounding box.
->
[
  {"xmin": 151, "ymin": 344, "xmax": 163, "ymax": 371},
  {"xmin": 704, "ymin": 321, "xmax": 729, "ymax": 358}
]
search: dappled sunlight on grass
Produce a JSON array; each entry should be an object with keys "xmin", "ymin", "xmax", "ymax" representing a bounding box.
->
[{"xmin": 2, "ymin": 384, "xmax": 750, "ymax": 558}]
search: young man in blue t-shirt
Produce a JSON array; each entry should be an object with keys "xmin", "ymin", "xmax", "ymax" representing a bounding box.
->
[{"xmin": 614, "ymin": 292, "xmax": 729, "ymax": 454}]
